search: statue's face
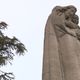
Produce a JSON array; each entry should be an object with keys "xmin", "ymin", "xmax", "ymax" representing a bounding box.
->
[{"xmin": 65, "ymin": 8, "xmax": 76, "ymax": 17}]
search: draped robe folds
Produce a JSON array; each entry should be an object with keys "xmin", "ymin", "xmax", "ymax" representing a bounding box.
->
[{"xmin": 42, "ymin": 12, "xmax": 80, "ymax": 80}]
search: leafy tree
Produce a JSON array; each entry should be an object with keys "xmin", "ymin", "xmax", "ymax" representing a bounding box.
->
[{"xmin": 0, "ymin": 22, "xmax": 27, "ymax": 80}]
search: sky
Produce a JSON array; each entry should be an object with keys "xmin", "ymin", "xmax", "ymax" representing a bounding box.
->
[{"xmin": 0, "ymin": 0, "xmax": 80, "ymax": 80}]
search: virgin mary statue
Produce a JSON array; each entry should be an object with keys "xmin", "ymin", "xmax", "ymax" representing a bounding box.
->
[{"xmin": 42, "ymin": 5, "xmax": 80, "ymax": 80}]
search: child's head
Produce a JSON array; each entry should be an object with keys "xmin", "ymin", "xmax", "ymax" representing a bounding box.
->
[{"xmin": 72, "ymin": 15, "xmax": 79, "ymax": 24}]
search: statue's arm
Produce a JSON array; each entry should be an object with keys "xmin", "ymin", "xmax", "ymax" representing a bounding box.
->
[
  {"xmin": 65, "ymin": 20, "xmax": 78, "ymax": 29},
  {"xmin": 55, "ymin": 22, "xmax": 76, "ymax": 37}
]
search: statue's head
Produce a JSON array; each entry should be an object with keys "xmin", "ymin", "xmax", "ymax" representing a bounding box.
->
[
  {"xmin": 72, "ymin": 14, "xmax": 79, "ymax": 24},
  {"xmin": 63, "ymin": 5, "xmax": 77, "ymax": 18},
  {"xmin": 52, "ymin": 5, "xmax": 77, "ymax": 16}
]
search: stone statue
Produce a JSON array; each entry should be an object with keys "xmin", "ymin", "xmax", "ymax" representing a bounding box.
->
[{"xmin": 42, "ymin": 5, "xmax": 80, "ymax": 80}]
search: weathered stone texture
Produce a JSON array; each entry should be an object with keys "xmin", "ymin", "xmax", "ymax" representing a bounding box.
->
[{"xmin": 42, "ymin": 5, "xmax": 80, "ymax": 80}]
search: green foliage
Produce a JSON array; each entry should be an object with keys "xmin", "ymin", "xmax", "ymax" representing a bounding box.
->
[
  {"xmin": 0, "ymin": 70, "xmax": 15, "ymax": 80},
  {"xmin": 0, "ymin": 22, "xmax": 27, "ymax": 80}
]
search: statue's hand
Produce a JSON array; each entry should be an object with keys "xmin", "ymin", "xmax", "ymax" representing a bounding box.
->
[
  {"xmin": 76, "ymin": 35, "xmax": 80, "ymax": 41},
  {"xmin": 65, "ymin": 27, "xmax": 76, "ymax": 37},
  {"xmin": 76, "ymin": 28, "xmax": 80, "ymax": 35},
  {"xmin": 76, "ymin": 29, "xmax": 80, "ymax": 41}
]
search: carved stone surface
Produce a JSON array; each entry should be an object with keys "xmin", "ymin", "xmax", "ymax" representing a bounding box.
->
[{"xmin": 42, "ymin": 5, "xmax": 80, "ymax": 80}]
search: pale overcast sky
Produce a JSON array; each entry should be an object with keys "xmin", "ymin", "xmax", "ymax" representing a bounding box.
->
[{"xmin": 0, "ymin": 0, "xmax": 80, "ymax": 80}]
